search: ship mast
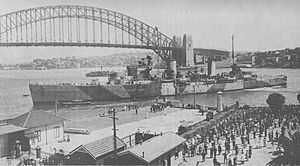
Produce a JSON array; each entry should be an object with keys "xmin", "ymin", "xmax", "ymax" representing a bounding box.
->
[{"xmin": 232, "ymin": 34, "xmax": 235, "ymax": 64}]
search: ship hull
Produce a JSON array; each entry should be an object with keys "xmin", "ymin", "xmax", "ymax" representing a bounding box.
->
[
  {"xmin": 29, "ymin": 76, "xmax": 287, "ymax": 106},
  {"xmin": 29, "ymin": 82, "xmax": 161, "ymax": 106}
]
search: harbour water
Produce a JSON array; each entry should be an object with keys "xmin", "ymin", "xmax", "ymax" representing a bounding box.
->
[{"xmin": 0, "ymin": 67, "xmax": 299, "ymax": 120}]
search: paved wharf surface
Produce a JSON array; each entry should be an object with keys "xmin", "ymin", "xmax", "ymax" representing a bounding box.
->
[
  {"xmin": 40, "ymin": 107, "xmax": 205, "ymax": 155},
  {"xmin": 64, "ymin": 105, "xmax": 184, "ymax": 131}
]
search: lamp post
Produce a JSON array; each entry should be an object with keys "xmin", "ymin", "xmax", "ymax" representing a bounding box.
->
[
  {"xmin": 55, "ymin": 99, "xmax": 58, "ymax": 116},
  {"xmin": 113, "ymin": 109, "xmax": 117, "ymax": 162},
  {"xmin": 54, "ymin": 95, "xmax": 58, "ymax": 116},
  {"xmin": 192, "ymin": 83, "xmax": 199, "ymax": 108},
  {"xmin": 109, "ymin": 108, "xmax": 118, "ymax": 163},
  {"xmin": 193, "ymin": 85, "xmax": 196, "ymax": 108},
  {"xmin": 97, "ymin": 108, "xmax": 118, "ymax": 163}
]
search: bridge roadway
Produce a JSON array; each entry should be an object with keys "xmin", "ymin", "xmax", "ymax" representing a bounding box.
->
[{"xmin": 0, "ymin": 42, "xmax": 175, "ymax": 50}]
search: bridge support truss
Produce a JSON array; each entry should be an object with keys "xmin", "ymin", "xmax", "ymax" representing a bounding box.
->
[{"xmin": 0, "ymin": 5, "xmax": 179, "ymax": 61}]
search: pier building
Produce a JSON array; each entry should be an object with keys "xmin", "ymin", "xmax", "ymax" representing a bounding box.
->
[
  {"xmin": 69, "ymin": 135, "xmax": 126, "ymax": 165},
  {"xmin": 116, "ymin": 132, "xmax": 186, "ymax": 165},
  {"xmin": 9, "ymin": 111, "xmax": 65, "ymax": 149}
]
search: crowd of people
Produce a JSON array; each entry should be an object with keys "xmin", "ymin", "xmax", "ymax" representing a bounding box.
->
[{"xmin": 182, "ymin": 104, "xmax": 300, "ymax": 166}]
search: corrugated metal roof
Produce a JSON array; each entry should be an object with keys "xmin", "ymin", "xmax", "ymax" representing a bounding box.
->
[
  {"xmin": 0, "ymin": 124, "xmax": 26, "ymax": 135},
  {"xmin": 70, "ymin": 135, "xmax": 126, "ymax": 159},
  {"xmin": 9, "ymin": 111, "xmax": 65, "ymax": 128},
  {"xmin": 125, "ymin": 132, "xmax": 186, "ymax": 163}
]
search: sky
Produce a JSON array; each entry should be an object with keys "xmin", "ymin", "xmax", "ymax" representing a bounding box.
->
[{"xmin": 0, "ymin": 0, "xmax": 300, "ymax": 64}]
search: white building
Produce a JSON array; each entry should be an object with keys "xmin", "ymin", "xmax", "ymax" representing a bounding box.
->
[{"xmin": 9, "ymin": 111, "xmax": 65, "ymax": 149}]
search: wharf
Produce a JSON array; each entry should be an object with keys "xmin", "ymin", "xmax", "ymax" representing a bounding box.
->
[{"xmin": 40, "ymin": 106, "xmax": 207, "ymax": 155}]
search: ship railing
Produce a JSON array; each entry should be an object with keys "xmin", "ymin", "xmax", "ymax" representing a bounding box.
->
[
  {"xmin": 29, "ymin": 82, "xmax": 109, "ymax": 86},
  {"xmin": 257, "ymin": 74, "xmax": 286, "ymax": 81},
  {"xmin": 189, "ymin": 81, "xmax": 212, "ymax": 86},
  {"xmin": 30, "ymin": 80, "xmax": 158, "ymax": 86}
]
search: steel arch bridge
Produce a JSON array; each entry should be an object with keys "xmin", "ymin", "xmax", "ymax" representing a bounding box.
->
[{"xmin": 0, "ymin": 5, "xmax": 178, "ymax": 61}]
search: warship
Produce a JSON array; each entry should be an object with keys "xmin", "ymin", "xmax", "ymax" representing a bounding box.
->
[
  {"xmin": 29, "ymin": 35, "xmax": 287, "ymax": 106},
  {"xmin": 29, "ymin": 57, "xmax": 287, "ymax": 106}
]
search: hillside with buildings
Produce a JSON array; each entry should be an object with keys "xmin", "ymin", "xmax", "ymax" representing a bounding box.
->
[
  {"xmin": 252, "ymin": 47, "xmax": 300, "ymax": 68},
  {"xmin": 0, "ymin": 48, "xmax": 230, "ymax": 70},
  {"xmin": 0, "ymin": 52, "xmax": 164, "ymax": 70},
  {"xmin": 235, "ymin": 47, "xmax": 300, "ymax": 68},
  {"xmin": 3, "ymin": 47, "xmax": 299, "ymax": 70}
]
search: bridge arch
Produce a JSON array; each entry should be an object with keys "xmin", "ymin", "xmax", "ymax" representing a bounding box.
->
[{"xmin": 0, "ymin": 5, "xmax": 175, "ymax": 60}]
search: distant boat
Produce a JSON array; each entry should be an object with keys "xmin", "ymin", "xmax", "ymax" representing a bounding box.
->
[
  {"xmin": 23, "ymin": 94, "xmax": 30, "ymax": 97},
  {"xmin": 85, "ymin": 71, "xmax": 112, "ymax": 77}
]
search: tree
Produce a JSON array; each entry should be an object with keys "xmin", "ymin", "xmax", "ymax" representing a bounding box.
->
[
  {"xmin": 267, "ymin": 131, "xmax": 300, "ymax": 166},
  {"xmin": 266, "ymin": 93, "xmax": 285, "ymax": 118}
]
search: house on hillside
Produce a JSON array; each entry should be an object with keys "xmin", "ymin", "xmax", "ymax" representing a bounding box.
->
[{"xmin": 116, "ymin": 132, "xmax": 186, "ymax": 165}]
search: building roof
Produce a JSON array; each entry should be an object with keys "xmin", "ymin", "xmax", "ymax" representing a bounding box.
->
[
  {"xmin": 120, "ymin": 132, "xmax": 186, "ymax": 163},
  {"xmin": 70, "ymin": 135, "xmax": 126, "ymax": 159},
  {"xmin": 9, "ymin": 111, "xmax": 65, "ymax": 128},
  {"xmin": 0, "ymin": 124, "xmax": 27, "ymax": 135}
]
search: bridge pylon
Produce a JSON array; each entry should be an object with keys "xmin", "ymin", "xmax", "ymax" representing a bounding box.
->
[{"xmin": 163, "ymin": 34, "xmax": 194, "ymax": 78}]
